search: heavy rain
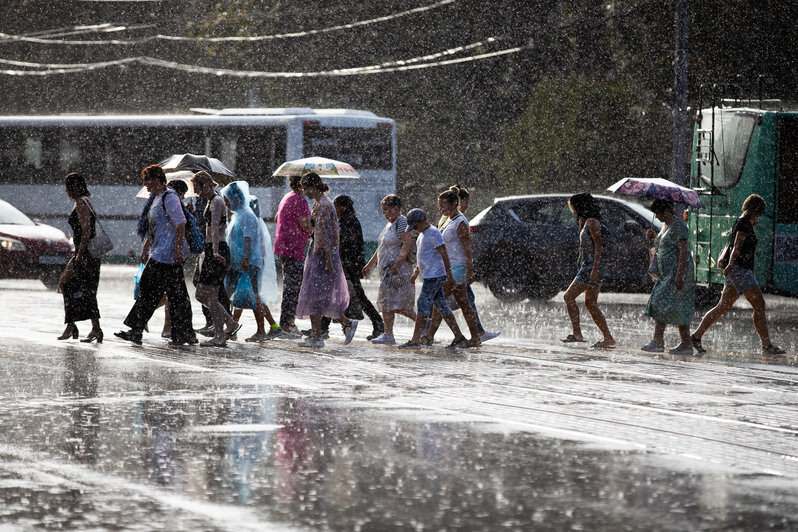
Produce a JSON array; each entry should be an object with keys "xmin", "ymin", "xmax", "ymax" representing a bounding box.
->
[{"xmin": 1, "ymin": 1, "xmax": 798, "ymax": 530}]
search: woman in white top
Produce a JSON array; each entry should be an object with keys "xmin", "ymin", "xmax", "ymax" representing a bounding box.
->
[
  {"xmin": 363, "ymin": 194, "xmax": 417, "ymax": 344},
  {"xmin": 422, "ymin": 187, "xmax": 481, "ymax": 346}
]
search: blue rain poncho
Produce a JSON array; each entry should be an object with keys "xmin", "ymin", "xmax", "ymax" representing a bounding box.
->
[{"xmin": 221, "ymin": 181, "xmax": 278, "ymax": 306}]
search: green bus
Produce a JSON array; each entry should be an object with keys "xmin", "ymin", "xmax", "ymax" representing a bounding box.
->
[{"xmin": 688, "ymin": 101, "xmax": 798, "ymax": 303}]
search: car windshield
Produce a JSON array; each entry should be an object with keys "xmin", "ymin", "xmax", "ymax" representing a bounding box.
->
[
  {"xmin": 0, "ymin": 199, "xmax": 35, "ymax": 226},
  {"xmin": 615, "ymin": 199, "xmax": 663, "ymax": 230}
]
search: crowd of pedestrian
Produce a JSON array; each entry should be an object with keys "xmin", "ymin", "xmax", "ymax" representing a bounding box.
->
[{"xmin": 57, "ymin": 168, "xmax": 785, "ymax": 357}]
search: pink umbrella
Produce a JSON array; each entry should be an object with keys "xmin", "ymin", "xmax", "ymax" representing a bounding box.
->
[{"xmin": 607, "ymin": 177, "xmax": 705, "ymax": 209}]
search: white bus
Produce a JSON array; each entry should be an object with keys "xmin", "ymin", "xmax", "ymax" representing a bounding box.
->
[{"xmin": 0, "ymin": 108, "xmax": 396, "ymax": 260}]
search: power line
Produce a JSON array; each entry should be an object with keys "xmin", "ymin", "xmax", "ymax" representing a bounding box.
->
[
  {"xmin": 0, "ymin": 0, "xmax": 456, "ymax": 46},
  {"xmin": 0, "ymin": 39, "xmax": 525, "ymax": 77}
]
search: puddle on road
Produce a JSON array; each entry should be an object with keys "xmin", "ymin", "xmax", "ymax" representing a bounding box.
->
[{"xmin": 1, "ymin": 350, "xmax": 796, "ymax": 530}]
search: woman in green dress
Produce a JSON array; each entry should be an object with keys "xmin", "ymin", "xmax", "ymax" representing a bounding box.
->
[{"xmin": 642, "ymin": 199, "xmax": 695, "ymax": 356}]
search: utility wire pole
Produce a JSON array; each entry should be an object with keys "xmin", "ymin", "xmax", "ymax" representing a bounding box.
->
[{"xmin": 672, "ymin": 0, "xmax": 689, "ymax": 186}]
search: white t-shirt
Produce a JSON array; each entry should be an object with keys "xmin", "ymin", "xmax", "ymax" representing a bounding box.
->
[
  {"xmin": 440, "ymin": 213, "xmax": 468, "ymax": 265},
  {"xmin": 416, "ymin": 226, "xmax": 446, "ymax": 279},
  {"xmin": 148, "ymin": 190, "xmax": 189, "ymax": 264}
]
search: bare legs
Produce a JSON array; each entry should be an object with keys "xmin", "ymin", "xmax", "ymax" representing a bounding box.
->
[
  {"xmin": 382, "ymin": 309, "xmax": 416, "ymax": 337},
  {"xmin": 424, "ymin": 283, "xmax": 480, "ymax": 344},
  {"xmin": 562, "ymin": 282, "xmax": 614, "ymax": 344},
  {"xmin": 692, "ymin": 284, "xmax": 773, "ymax": 348},
  {"xmin": 196, "ymin": 283, "xmax": 237, "ymax": 343}
]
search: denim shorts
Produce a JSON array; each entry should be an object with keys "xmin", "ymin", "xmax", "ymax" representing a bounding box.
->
[
  {"xmin": 417, "ymin": 276, "xmax": 453, "ymax": 317},
  {"xmin": 451, "ymin": 262, "xmax": 467, "ymax": 285},
  {"xmin": 724, "ymin": 265, "xmax": 759, "ymax": 293},
  {"xmin": 573, "ymin": 252, "xmax": 601, "ymax": 287}
]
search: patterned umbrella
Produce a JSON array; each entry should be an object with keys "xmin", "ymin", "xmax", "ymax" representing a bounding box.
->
[
  {"xmin": 607, "ymin": 177, "xmax": 705, "ymax": 209},
  {"xmin": 272, "ymin": 156, "xmax": 360, "ymax": 178}
]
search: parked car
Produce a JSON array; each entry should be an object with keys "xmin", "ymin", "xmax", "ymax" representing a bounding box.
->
[
  {"xmin": 470, "ymin": 194, "xmax": 662, "ymax": 301},
  {"xmin": 0, "ymin": 198, "xmax": 72, "ymax": 290}
]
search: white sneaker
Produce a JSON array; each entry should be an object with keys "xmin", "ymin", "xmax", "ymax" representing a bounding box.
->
[
  {"xmin": 641, "ymin": 340, "xmax": 665, "ymax": 353},
  {"xmin": 371, "ymin": 333, "xmax": 396, "ymax": 345},
  {"xmin": 343, "ymin": 320, "xmax": 358, "ymax": 345},
  {"xmin": 480, "ymin": 331, "xmax": 501, "ymax": 342},
  {"xmin": 298, "ymin": 337, "xmax": 324, "ymax": 348}
]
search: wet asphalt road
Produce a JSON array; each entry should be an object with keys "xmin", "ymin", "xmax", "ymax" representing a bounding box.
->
[{"xmin": 1, "ymin": 265, "xmax": 797, "ymax": 531}]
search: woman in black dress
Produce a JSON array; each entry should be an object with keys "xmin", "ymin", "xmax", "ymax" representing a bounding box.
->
[{"xmin": 58, "ymin": 172, "xmax": 103, "ymax": 342}]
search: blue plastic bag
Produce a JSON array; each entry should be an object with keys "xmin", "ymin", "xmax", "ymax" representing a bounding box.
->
[
  {"xmin": 133, "ymin": 263, "xmax": 145, "ymax": 300},
  {"xmin": 230, "ymin": 270, "xmax": 257, "ymax": 309}
]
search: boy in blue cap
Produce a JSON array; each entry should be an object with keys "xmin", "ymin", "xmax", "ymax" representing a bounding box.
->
[{"xmin": 400, "ymin": 208, "xmax": 469, "ymax": 348}]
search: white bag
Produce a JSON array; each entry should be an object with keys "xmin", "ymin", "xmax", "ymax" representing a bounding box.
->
[{"xmin": 83, "ymin": 198, "xmax": 114, "ymax": 258}]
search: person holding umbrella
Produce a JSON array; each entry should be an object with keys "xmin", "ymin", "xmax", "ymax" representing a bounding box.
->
[
  {"xmin": 294, "ymin": 172, "xmax": 358, "ymax": 348},
  {"xmin": 690, "ymin": 194, "xmax": 785, "ymax": 356},
  {"xmin": 641, "ymin": 199, "xmax": 695, "ymax": 356},
  {"xmin": 191, "ymin": 171, "xmax": 238, "ymax": 348}
]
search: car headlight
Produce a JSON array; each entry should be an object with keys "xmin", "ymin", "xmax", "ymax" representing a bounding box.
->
[{"xmin": 0, "ymin": 237, "xmax": 26, "ymax": 251}]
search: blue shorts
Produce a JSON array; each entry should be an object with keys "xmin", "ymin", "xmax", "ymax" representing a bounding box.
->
[
  {"xmin": 451, "ymin": 263, "xmax": 467, "ymax": 285},
  {"xmin": 573, "ymin": 252, "xmax": 601, "ymax": 287},
  {"xmin": 417, "ymin": 276, "xmax": 453, "ymax": 317},
  {"xmin": 724, "ymin": 265, "xmax": 759, "ymax": 293}
]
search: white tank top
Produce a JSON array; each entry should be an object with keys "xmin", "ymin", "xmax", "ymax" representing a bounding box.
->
[{"xmin": 440, "ymin": 213, "xmax": 468, "ymax": 264}]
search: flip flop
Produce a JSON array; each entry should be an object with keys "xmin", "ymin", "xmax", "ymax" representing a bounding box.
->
[
  {"xmin": 592, "ymin": 341, "xmax": 616, "ymax": 349},
  {"xmin": 560, "ymin": 334, "xmax": 586, "ymax": 343}
]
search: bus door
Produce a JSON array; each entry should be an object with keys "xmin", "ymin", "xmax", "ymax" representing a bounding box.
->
[{"xmin": 774, "ymin": 115, "xmax": 798, "ymax": 296}]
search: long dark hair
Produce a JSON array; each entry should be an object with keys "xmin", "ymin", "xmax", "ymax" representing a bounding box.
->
[
  {"xmin": 569, "ymin": 193, "xmax": 601, "ymax": 222},
  {"xmin": 333, "ymin": 194, "xmax": 355, "ymax": 216},
  {"xmin": 65, "ymin": 172, "xmax": 90, "ymax": 198}
]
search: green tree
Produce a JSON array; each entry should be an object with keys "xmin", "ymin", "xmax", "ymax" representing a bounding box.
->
[{"xmin": 497, "ymin": 75, "xmax": 670, "ymax": 195}]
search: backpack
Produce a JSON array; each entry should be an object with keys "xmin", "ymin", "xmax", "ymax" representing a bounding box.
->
[{"xmin": 162, "ymin": 190, "xmax": 205, "ymax": 254}]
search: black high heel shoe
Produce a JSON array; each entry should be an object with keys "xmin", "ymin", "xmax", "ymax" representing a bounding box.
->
[
  {"xmin": 81, "ymin": 329, "xmax": 103, "ymax": 344},
  {"xmin": 57, "ymin": 324, "xmax": 78, "ymax": 340}
]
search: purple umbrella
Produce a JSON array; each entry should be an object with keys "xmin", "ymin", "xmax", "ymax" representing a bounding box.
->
[{"xmin": 607, "ymin": 177, "xmax": 705, "ymax": 209}]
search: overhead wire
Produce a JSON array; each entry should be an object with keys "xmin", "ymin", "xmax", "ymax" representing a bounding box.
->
[
  {"xmin": 0, "ymin": 0, "xmax": 456, "ymax": 46},
  {"xmin": 0, "ymin": 38, "xmax": 525, "ymax": 77}
]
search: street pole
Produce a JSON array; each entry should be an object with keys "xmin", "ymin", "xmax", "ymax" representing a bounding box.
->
[{"xmin": 672, "ymin": 0, "xmax": 689, "ymax": 186}]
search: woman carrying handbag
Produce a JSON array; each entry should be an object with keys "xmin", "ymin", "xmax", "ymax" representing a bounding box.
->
[{"xmin": 58, "ymin": 172, "xmax": 103, "ymax": 343}]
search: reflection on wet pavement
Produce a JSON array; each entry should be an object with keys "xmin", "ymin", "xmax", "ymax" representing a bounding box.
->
[{"xmin": 0, "ymin": 267, "xmax": 797, "ymax": 530}]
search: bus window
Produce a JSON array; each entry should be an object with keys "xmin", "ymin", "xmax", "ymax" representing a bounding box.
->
[
  {"xmin": 698, "ymin": 111, "xmax": 756, "ymax": 190},
  {"xmin": 779, "ymin": 116, "xmax": 798, "ymax": 224},
  {"xmin": 211, "ymin": 126, "xmax": 287, "ymax": 187},
  {"xmin": 303, "ymin": 125, "xmax": 392, "ymax": 170}
]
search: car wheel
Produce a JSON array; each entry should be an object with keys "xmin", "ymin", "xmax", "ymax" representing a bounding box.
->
[
  {"xmin": 526, "ymin": 282, "xmax": 560, "ymax": 301},
  {"xmin": 40, "ymin": 269, "xmax": 62, "ymax": 291},
  {"xmin": 486, "ymin": 259, "xmax": 531, "ymax": 302}
]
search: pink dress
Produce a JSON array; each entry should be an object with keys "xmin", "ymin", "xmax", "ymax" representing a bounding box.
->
[{"xmin": 295, "ymin": 196, "xmax": 350, "ymax": 319}]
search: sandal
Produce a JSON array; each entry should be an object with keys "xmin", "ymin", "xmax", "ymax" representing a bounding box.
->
[
  {"xmin": 690, "ymin": 335, "xmax": 706, "ymax": 354},
  {"xmin": 560, "ymin": 334, "xmax": 585, "ymax": 343},
  {"xmin": 592, "ymin": 340, "xmax": 616, "ymax": 349},
  {"xmin": 461, "ymin": 338, "xmax": 482, "ymax": 348}
]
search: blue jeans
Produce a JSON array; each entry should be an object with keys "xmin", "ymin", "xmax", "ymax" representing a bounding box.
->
[{"xmin": 417, "ymin": 277, "xmax": 453, "ymax": 317}]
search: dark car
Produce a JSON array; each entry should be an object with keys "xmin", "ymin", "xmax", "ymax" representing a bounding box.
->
[
  {"xmin": 470, "ymin": 194, "xmax": 662, "ymax": 301},
  {"xmin": 0, "ymin": 198, "xmax": 72, "ymax": 290}
]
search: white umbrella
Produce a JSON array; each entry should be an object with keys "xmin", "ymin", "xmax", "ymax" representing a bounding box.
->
[
  {"xmin": 135, "ymin": 171, "xmax": 197, "ymax": 198},
  {"xmin": 272, "ymin": 156, "xmax": 360, "ymax": 178}
]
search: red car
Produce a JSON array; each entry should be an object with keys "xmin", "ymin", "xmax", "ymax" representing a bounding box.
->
[{"xmin": 0, "ymin": 198, "xmax": 73, "ymax": 290}]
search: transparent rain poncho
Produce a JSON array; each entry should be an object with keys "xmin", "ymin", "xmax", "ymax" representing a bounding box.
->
[{"xmin": 221, "ymin": 181, "xmax": 278, "ymax": 305}]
